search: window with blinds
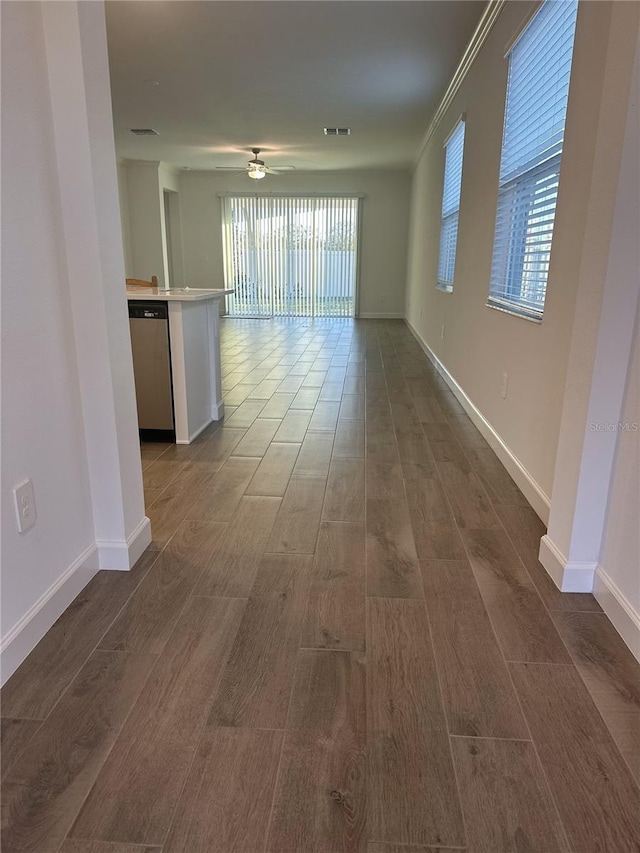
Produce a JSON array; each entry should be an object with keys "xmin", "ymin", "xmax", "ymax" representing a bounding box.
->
[
  {"xmin": 221, "ymin": 195, "xmax": 359, "ymax": 318},
  {"xmin": 488, "ymin": 0, "xmax": 578, "ymax": 321},
  {"xmin": 437, "ymin": 120, "xmax": 466, "ymax": 291}
]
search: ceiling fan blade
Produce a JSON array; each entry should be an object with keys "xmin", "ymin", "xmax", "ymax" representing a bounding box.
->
[
  {"xmin": 215, "ymin": 166, "xmax": 248, "ymax": 172},
  {"xmin": 263, "ymin": 166, "xmax": 296, "ymax": 174}
]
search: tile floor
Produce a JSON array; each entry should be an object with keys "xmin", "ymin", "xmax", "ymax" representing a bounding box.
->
[{"xmin": 2, "ymin": 318, "xmax": 639, "ymax": 852}]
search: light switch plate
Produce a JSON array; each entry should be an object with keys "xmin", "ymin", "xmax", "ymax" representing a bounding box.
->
[{"xmin": 14, "ymin": 479, "xmax": 36, "ymax": 533}]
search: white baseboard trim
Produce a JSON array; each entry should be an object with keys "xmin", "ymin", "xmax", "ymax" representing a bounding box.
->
[
  {"xmin": 594, "ymin": 565, "xmax": 640, "ymax": 663},
  {"xmin": 537, "ymin": 535, "xmax": 565, "ymax": 587},
  {"xmin": 538, "ymin": 534, "xmax": 597, "ymax": 592},
  {"xmin": 0, "ymin": 543, "xmax": 100, "ymax": 686},
  {"xmin": 212, "ymin": 400, "xmax": 225, "ymax": 421},
  {"xmin": 127, "ymin": 515, "xmax": 152, "ymax": 566},
  {"xmin": 404, "ymin": 318, "xmax": 551, "ymax": 523},
  {"xmin": 97, "ymin": 515, "xmax": 152, "ymax": 571},
  {"xmin": 358, "ymin": 312, "xmax": 405, "ymax": 319},
  {"xmin": 177, "ymin": 417, "xmax": 214, "ymax": 446}
]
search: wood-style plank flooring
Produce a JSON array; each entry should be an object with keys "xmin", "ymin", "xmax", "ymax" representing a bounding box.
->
[{"xmin": 2, "ymin": 317, "xmax": 640, "ymax": 853}]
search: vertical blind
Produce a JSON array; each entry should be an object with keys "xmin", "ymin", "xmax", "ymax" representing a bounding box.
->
[
  {"xmin": 221, "ymin": 195, "xmax": 359, "ymax": 318},
  {"xmin": 438, "ymin": 120, "xmax": 466, "ymax": 288},
  {"xmin": 488, "ymin": 0, "xmax": 578, "ymax": 320}
]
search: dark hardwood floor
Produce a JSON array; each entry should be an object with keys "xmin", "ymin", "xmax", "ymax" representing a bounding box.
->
[{"xmin": 2, "ymin": 317, "xmax": 640, "ymax": 852}]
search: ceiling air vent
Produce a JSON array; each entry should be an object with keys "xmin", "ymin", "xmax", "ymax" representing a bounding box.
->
[
  {"xmin": 324, "ymin": 127, "xmax": 351, "ymax": 136},
  {"xmin": 130, "ymin": 128, "xmax": 159, "ymax": 136}
]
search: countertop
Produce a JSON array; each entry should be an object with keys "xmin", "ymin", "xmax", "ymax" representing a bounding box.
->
[{"xmin": 126, "ymin": 287, "xmax": 234, "ymax": 302}]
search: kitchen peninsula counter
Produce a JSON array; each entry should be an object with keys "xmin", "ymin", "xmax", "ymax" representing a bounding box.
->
[{"xmin": 126, "ymin": 287, "xmax": 234, "ymax": 444}]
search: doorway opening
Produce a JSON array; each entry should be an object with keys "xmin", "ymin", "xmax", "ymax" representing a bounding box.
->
[{"xmin": 221, "ymin": 195, "xmax": 359, "ymax": 318}]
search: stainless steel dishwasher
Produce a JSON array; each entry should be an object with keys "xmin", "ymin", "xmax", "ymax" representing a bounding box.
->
[{"xmin": 128, "ymin": 301, "xmax": 175, "ymax": 441}]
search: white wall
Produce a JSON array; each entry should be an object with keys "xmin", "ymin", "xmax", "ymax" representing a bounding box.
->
[
  {"xmin": 597, "ymin": 303, "xmax": 640, "ymax": 658},
  {"xmin": 178, "ymin": 170, "xmax": 411, "ymax": 317},
  {"xmin": 1, "ymin": 0, "xmax": 96, "ymax": 672},
  {"xmin": 70, "ymin": 2, "xmax": 149, "ymax": 547},
  {"xmin": 546, "ymin": 23, "xmax": 639, "ymax": 656},
  {"xmin": 404, "ymin": 1, "xmax": 627, "ymax": 513},
  {"xmin": 120, "ymin": 160, "xmax": 186, "ymax": 290},
  {"xmin": 125, "ymin": 161, "xmax": 165, "ymax": 286},
  {"xmin": 158, "ymin": 162, "xmax": 185, "ymax": 289},
  {"xmin": 117, "ymin": 160, "xmax": 133, "ymax": 276},
  {"xmin": 1, "ymin": 1, "xmax": 149, "ymax": 684},
  {"xmin": 540, "ymin": 7, "xmax": 639, "ymax": 582}
]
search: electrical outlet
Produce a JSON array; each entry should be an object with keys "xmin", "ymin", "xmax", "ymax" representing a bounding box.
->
[
  {"xmin": 501, "ymin": 372, "xmax": 509, "ymax": 399},
  {"xmin": 441, "ymin": 324, "xmax": 445, "ymax": 340},
  {"xmin": 14, "ymin": 479, "xmax": 36, "ymax": 533}
]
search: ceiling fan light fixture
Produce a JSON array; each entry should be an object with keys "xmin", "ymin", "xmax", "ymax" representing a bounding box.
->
[{"xmin": 248, "ymin": 167, "xmax": 266, "ymax": 179}]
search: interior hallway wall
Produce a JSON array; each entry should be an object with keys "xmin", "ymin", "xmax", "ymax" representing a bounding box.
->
[
  {"xmin": 1, "ymin": 0, "xmax": 95, "ymax": 679},
  {"xmin": 1, "ymin": 0, "xmax": 148, "ymax": 684},
  {"xmin": 549, "ymin": 26, "xmax": 640, "ymax": 656},
  {"xmin": 597, "ymin": 301, "xmax": 640, "ymax": 657},
  {"xmin": 403, "ymin": 1, "xmax": 629, "ymax": 516}
]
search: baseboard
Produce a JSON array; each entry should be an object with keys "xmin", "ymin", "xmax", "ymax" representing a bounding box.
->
[
  {"xmin": 0, "ymin": 543, "xmax": 100, "ymax": 686},
  {"xmin": 405, "ymin": 317, "xmax": 551, "ymax": 524},
  {"xmin": 358, "ymin": 312, "xmax": 405, "ymax": 319},
  {"xmin": 537, "ymin": 535, "xmax": 565, "ymax": 588},
  {"xmin": 538, "ymin": 534, "xmax": 597, "ymax": 592},
  {"xmin": 594, "ymin": 565, "xmax": 640, "ymax": 663},
  {"xmin": 177, "ymin": 417, "xmax": 214, "ymax": 445},
  {"xmin": 127, "ymin": 516, "xmax": 152, "ymax": 566},
  {"xmin": 97, "ymin": 515, "xmax": 152, "ymax": 570}
]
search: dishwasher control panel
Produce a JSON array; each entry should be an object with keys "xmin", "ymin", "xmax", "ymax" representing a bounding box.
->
[{"xmin": 128, "ymin": 302, "xmax": 168, "ymax": 321}]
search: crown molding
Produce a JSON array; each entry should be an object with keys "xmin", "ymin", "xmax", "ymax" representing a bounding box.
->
[{"xmin": 414, "ymin": 0, "xmax": 507, "ymax": 166}]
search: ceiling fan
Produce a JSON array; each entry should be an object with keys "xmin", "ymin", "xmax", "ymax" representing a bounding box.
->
[{"xmin": 215, "ymin": 148, "xmax": 295, "ymax": 180}]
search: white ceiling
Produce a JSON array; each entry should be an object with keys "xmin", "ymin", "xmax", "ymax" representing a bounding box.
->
[{"xmin": 105, "ymin": 1, "xmax": 485, "ymax": 172}]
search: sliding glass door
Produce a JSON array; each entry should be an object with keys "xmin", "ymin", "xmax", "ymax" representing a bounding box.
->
[{"xmin": 221, "ymin": 195, "xmax": 359, "ymax": 317}]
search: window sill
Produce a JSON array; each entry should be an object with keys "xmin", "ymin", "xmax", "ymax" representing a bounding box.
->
[
  {"xmin": 486, "ymin": 299, "xmax": 542, "ymax": 324},
  {"xmin": 436, "ymin": 281, "xmax": 453, "ymax": 294}
]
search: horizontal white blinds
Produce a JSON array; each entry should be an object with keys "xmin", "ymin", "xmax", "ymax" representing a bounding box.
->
[
  {"xmin": 438, "ymin": 215, "xmax": 459, "ymax": 288},
  {"xmin": 221, "ymin": 195, "xmax": 358, "ymax": 318},
  {"xmin": 442, "ymin": 122, "xmax": 466, "ymax": 217},
  {"xmin": 438, "ymin": 120, "xmax": 465, "ymax": 286},
  {"xmin": 488, "ymin": 0, "xmax": 578, "ymax": 320}
]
